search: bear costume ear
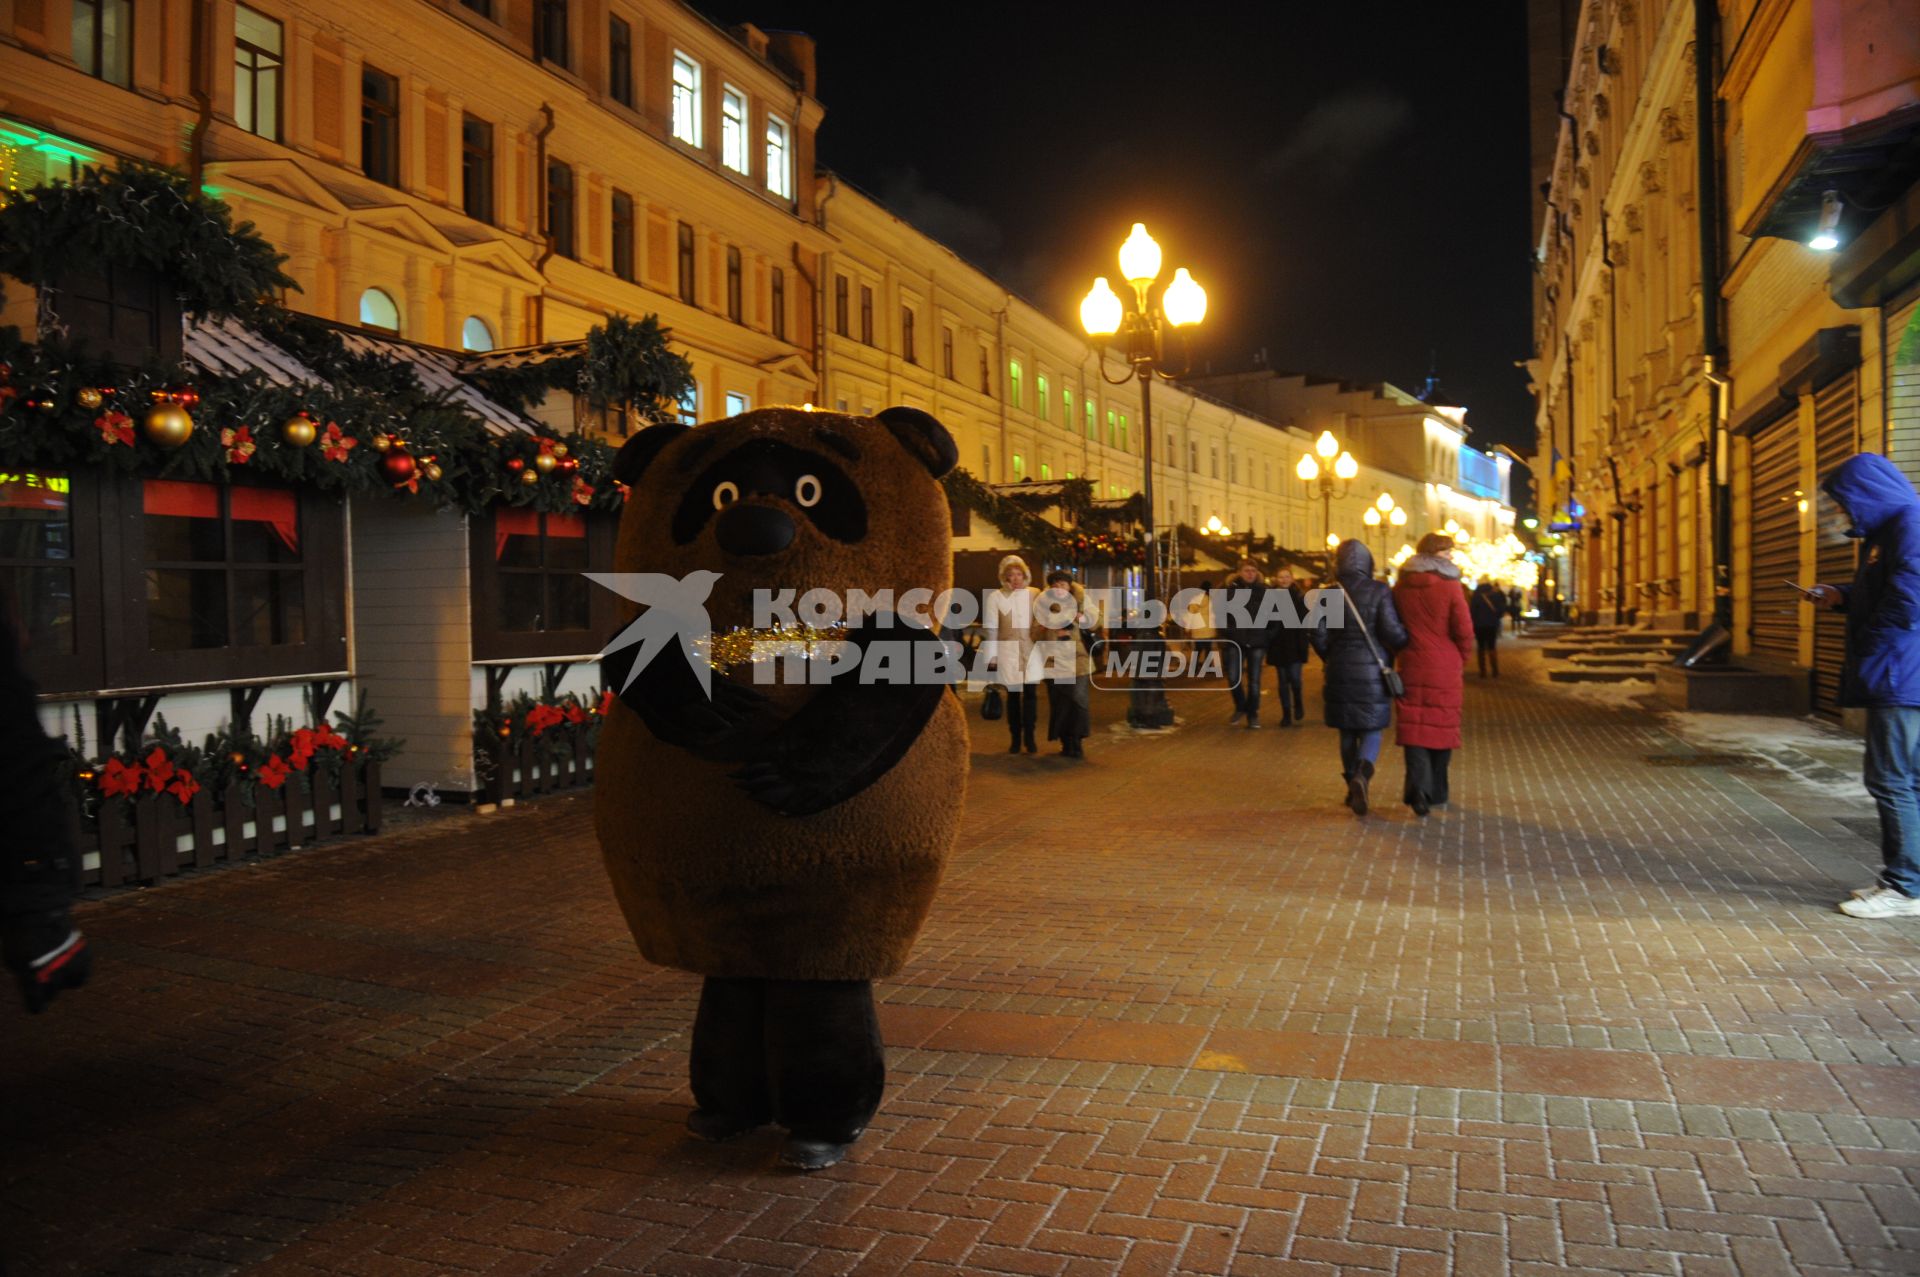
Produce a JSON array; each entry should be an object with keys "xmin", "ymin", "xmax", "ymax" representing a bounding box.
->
[
  {"xmin": 612, "ymin": 423, "xmax": 689, "ymax": 486},
  {"xmin": 876, "ymin": 406, "xmax": 957, "ymax": 478}
]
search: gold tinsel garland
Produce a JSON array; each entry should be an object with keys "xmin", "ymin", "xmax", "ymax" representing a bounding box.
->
[{"xmin": 700, "ymin": 624, "xmax": 847, "ymax": 670}]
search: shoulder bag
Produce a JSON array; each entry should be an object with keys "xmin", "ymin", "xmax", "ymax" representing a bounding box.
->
[{"xmin": 1337, "ymin": 583, "xmax": 1405, "ymax": 699}]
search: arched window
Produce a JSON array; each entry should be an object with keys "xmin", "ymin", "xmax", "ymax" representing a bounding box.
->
[
  {"xmin": 358, "ymin": 287, "xmax": 400, "ymax": 333},
  {"xmin": 460, "ymin": 316, "xmax": 494, "ymax": 352}
]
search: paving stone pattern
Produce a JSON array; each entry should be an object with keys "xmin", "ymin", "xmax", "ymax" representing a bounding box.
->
[{"xmin": 3, "ymin": 640, "xmax": 1917, "ymax": 1275}]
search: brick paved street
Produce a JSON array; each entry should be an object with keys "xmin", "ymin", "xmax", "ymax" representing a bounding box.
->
[{"xmin": 5, "ymin": 638, "xmax": 1919, "ymax": 1276}]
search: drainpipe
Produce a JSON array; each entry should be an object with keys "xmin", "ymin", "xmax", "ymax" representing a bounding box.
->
[
  {"xmin": 993, "ymin": 294, "xmax": 1010, "ymax": 481},
  {"xmin": 1694, "ymin": 0, "xmax": 1730, "ymax": 634},
  {"xmin": 790, "ymin": 244, "xmax": 822, "ymax": 403},
  {"xmin": 187, "ymin": 0, "xmax": 213, "ymax": 183},
  {"xmin": 1602, "ymin": 209, "xmax": 1627, "ymax": 624},
  {"xmin": 531, "ymin": 104, "xmax": 556, "ymax": 341}
]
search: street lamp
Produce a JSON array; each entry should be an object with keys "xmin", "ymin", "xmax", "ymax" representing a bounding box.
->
[
  {"xmin": 1080, "ymin": 222, "xmax": 1207, "ymax": 729},
  {"xmin": 1297, "ymin": 431, "xmax": 1357, "ymax": 572},
  {"xmin": 1201, "ymin": 513, "xmax": 1256, "ymax": 566}
]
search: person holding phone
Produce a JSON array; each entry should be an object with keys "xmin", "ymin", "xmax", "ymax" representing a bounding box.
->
[{"xmin": 1809, "ymin": 453, "xmax": 1920, "ymax": 919}]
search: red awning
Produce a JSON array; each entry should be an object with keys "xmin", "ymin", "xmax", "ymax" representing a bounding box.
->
[
  {"xmin": 144, "ymin": 479, "xmax": 300, "ymax": 554},
  {"xmin": 494, "ymin": 508, "xmax": 583, "ymax": 559}
]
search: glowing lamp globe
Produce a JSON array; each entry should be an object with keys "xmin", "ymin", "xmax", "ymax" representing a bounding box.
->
[
  {"xmin": 1363, "ymin": 508, "xmax": 1381, "ymax": 527},
  {"xmin": 1315, "ymin": 430, "xmax": 1340, "ymax": 460},
  {"xmin": 1296, "ymin": 454, "xmax": 1319, "ymax": 482},
  {"xmin": 1334, "ymin": 451, "xmax": 1358, "ymax": 481},
  {"xmin": 1162, "ymin": 268, "xmax": 1207, "ymax": 327},
  {"xmin": 1376, "ymin": 492, "xmax": 1395, "ymax": 512},
  {"xmin": 1118, "ymin": 223, "xmax": 1162, "ymax": 287},
  {"xmin": 1326, "ymin": 532, "xmax": 1341, "ymax": 549},
  {"xmin": 1390, "ymin": 507, "xmax": 1408, "ymax": 526},
  {"xmin": 1080, "ymin": 277, "xmax": 1123, "ymax": 337}
]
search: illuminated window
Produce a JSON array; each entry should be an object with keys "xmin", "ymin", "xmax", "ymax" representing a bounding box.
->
[
  {"xmin": 678, "ymin": 384, "xmax": 699, "ymax": 425},
  {"xmin": 721, "ymin": 86, "xmax": 749, "ymax": 173},
  {"xmin": 725, "ymin": 392, "xmax": 749, "ymax": 416},
  {"xmin": 1118, "ymin": 414, "xmax": 1130, "ymax": 452},
  {"xmin": 1009, "ymin": 360, "xmax": 1023, "ymax": 408},
  {"xmin": 1013, "ymin": 453, "xmax": 1025, "ymax": 479},
  {"xmin": 1036, "ymin": 374, "xmax": 1049, "ymax": 421},
  {"xmin": 460, "ymin": 316, "xmax": 493, "ymax": 352},
  {"xmin": 671, "ymin": 53, "xmax": 701, "ymax": 146},
  {"xmin": 1063, "ymin": 388, "xmax": 1073, "ymax": 425},
  {"xmin": 233, "ymin": 6, "xmax": 283, "ymax": 141},
  {"xmin": 1085, "ymin": 400, "xmax": 1095, "ymax": 439},
  {"xmin": 73, "ymin": 0, "xmax": 132, "ymax": 88},
  {"xmin": 766, "ymin": 115, "xmax": 793, "ymax": 199},
  {"xmin": 1040, "ymin": 463, "xmax": 1052, "ymax": 480},
  {"xmin": 358, "ymin": 287, "xmax": 400, "ymax": 333}
]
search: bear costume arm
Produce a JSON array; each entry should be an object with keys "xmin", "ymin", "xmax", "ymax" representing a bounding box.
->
[
  {"xmin": 729, "ymin": 613, "xmax": 954, "ymax": 816},
  {"xmin": 602, "ymin": 628, "xmax": 767, "ymax": 755}
]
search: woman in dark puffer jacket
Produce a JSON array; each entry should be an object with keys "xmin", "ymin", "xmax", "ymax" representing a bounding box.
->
[
  {"xmin": 1309, "ymin": 539, "xmax": 1408, "ymax": 815},
  {"xmin": 1391, "ymin": 533, "xmax": 1475, "ymax": 817}
]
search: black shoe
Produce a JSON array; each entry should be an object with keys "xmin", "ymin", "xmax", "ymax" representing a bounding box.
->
[
  {"xmin": 1341, "ymin": 775, "xmax": 1355, "ymax": 810},
  {"xmin": 687, "ymin": 1109, "xmax": 767, "ymax": 1143},
  {"xmin": 1228, "ymin": 710, "xmax": 1245, "ymax": 725},
  {"xmin": 780, "ymin": 1135, "xmax": 857, "ymax": 1172},
  {"xmin": 1023, "ymin": 732, "xmax": 1038, "ymax": 754},
  {"xmin": 5, "ymin": 914, "xmax": 91, "ymax": 1015},
  {"xmin": 1008, "ymin": 738, "xmax": 1021, "ymax": 754},
  {"xmin": 1410, "ymin": 795, "xmax": 1430, "ymax": 819},
  {"xmin": 1246, "ymin": 717, "xmax": 1260, "ymax": 730}
]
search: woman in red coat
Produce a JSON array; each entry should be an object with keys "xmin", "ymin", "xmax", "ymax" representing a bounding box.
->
[{"xmin": 1391, "ymin": 532, "xmax": 1474, "ymax": 817}]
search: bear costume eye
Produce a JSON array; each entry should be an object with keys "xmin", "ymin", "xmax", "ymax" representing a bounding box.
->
[
  {"xmin": 794, "ymin": 475, "xmax": 822, "ymax": 507},
  {"xmin": 712, "ymin": 481, "xmax": 739, "ymax": 510}
]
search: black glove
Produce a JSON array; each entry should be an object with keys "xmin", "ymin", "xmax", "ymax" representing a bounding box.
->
[{"xmin": 4, "ymin": 909, "xmax": 91, "ymax": 1014}]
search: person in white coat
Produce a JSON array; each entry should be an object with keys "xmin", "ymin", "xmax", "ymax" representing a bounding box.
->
[{"xmin": 983, "ymin": 554, "xmax": 1041, "ymax": 754}]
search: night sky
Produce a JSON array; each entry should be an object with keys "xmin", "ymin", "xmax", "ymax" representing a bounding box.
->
[{"xmin": 695, "ymin": 1, "xmax": 1536, "ymax": 457}]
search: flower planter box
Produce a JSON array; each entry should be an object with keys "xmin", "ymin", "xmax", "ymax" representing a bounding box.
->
[
  {"xmin": 82, "ymin": 759, "xmax": 383, "ymax": 889},
  {"xmin": 481, "ymin": 734, "xmax": 594, "ymax": 805}
]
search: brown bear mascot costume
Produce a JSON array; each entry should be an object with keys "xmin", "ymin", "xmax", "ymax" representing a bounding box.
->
[{"xmin": 594, "ymin": 405, "xmax": 969, "ymax": 1171}]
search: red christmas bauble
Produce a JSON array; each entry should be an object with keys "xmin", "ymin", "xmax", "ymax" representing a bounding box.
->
[
  {"xmin": 380, "ymin": 451, "xmax": 417, "ymax": 485},
  {"xmin": 505, "ymin": 457, "xmax": 525, "ymax": 472}
]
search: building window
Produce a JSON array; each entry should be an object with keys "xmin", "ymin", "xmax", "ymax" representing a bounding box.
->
[
  {"xmin": 534, "ymin": 0, "xmax": 568, "ymax": 67},
  {"xmin": 461, "ymin": 316, "xmax": 494, "ymax": 352},
  {"xmin": 546, "ymin": 159, "xmax": 575, "ymax": 260},
  {"xmin": 671, "ymin": 53, "xmax": 702, "ymax": 146},
  {"xmin": 360, "ymin": 66, "xmax": 400, "ymax": 187},
  {"xmin": 0, "ymin": 472, "xmax": 90, "ymax": 690},
  {"xmin": 1105, "ymin": 409, "xmax": 1115, "ymax": 446},
  {"xmin": 1036, "ymin": 374, "xmax": 1049, "ymax": 422},
  {"xmin": 766, "ymin": 115, "xmax": 793, "ymax": 199},
  {"xmin": 1040, "ymin": 463, "xmax": 1052, "ymax": 480},
  {"xmin": 859, "ymin": 285, "xmax": 873, "ymax": 345},
  {"xmin": 45, "ymin": 262, "xmax": 178, "ymax": 367},
  {"xmin": 460, "ymin": 0, "xmax": 492, "ymax": 16},
  {"xmin": 834, "ymin": 276, "xmax": 849, "ymax": 335},
  {"xmin": 982, "ymin": 444, "xmax": 992, "ymax": 478},
  {"xmin": 726, "ymin": 246, "xmax": 743, "ymax": 323},
  {"xmin": 901, "ymin": 307, "xmax": 916, "ymax": 363},
  {"xmin": 980, "ymin": 348, "xmax": 991, "ymax": 394},
  {"xmin": 942, "ymin": 328, "xmax": 954, "ymax": 379},
  {"xmin": 1119, "ymin": 414, "xmax": 1130, "ymax": 451},
  {"xmin": 608, "ymin": 15, "xmax": 633, "ymax": 107},
  {"xmin": 611, "ymin": 190, "xmax": 635, "ymax": 282},
  {"xmin": 725, "ymin": 392, "xmax": 749, "ymax": 416},
  {"xmin": 677, "ymin": 222, "xmax": 695, "ymax": 304},
  {"xmin": 73, "ymin": 0, "xmax": 132, "ymax": 88},
  {"xmin": 677, "ymin": 384, "xmax": 699, "ymax": 425},
  {"xmin": 771, "ymin": 267, "xmax": 786, "ymax": 340},
  {"xmin": 233, "ymin": 6, "xmax": 283, "ymax": 141},
  {"xmin": 1013, "ymin": 453, "xmax": 1025, "ymax": 480},
  {"xmin": 721, "ymin": 86, "xmax": 749, "ymax": 174},
  {"xmin": 1210, "ymin": 443, "xmax": 1219, "ymax": 477},
  {"xmin": 358, "ymin": 287, "xmax": 400, "ymax": 333},
  {"xmin": 470, "ymin": 510, "xmax": 614, "ymax": 660},
  {"xmin": 461, "ymin": 115, "xmax": 493, "ymax": 224},
  {"xmin": 1009, "ymin": 360, "xmax": 1023, "ymax": 409},
  {"xmin": 1085, "ymin": 400, "xmax": 1095, "ymax": 439},
  {"xmin": 1063, "ymin": 388, "xmax": 1073, "ymax": 424},
  {"xmin": 1189, "ymin": 440, "xmax": 1199, "ymax": 471}
]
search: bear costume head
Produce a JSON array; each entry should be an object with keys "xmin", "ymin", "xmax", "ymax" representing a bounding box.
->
[
  {"xmin": 593, "ymin": 404, "xmax": 971, "ymax": 982},
  {"xmin": 609, "ymin": 405, "xmax": 958, "ymax": 633}
]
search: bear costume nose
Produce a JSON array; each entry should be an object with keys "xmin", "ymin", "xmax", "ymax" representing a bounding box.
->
[{"xmin": 715, "ymin": 503, "xmax": 796, "ymax": 556}]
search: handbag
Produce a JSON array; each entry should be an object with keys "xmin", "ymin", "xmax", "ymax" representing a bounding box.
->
[
  {"xmin": 980, "ymin": 684, "xmax": 1004, "ymax": 721},
  {"xmin": 1338, "ymin": 583, "xmax": 1405, "ymax": 699}
]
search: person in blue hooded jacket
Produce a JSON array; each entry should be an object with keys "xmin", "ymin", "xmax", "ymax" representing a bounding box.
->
[{"xmin": 1811, "ymin": 453, "xmax": 1920, "ymax": 919}]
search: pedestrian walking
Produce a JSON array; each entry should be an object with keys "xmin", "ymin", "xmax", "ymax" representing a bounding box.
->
[
  {"xmin": 1218, "ymin": 559, "xmax": 1272, "ymax": 729},
  {"xmin": 0, "ymin": 622, "xmax": 91, "ymax": 1014},
  {"xmin": 1808, "ymin": 454, "xmax": 1920, "ymax": 918},
  {"xmin": 1270, "ymin": 566, "xmax": 1311, "ymax": 727},
  {"xmin": 1392, "ymin": 533, "xmax": 1474, "ymax": 817},
  {"xmin": 1504, "ymin": 581, "xmax": 1524, "ymax": 635},
  {"xmin": 1310, "ymin": 539, "xmax": 1408, "ymax": 815},
  {"xmin": 1469, "ymin": 581, "xmax": 1505, "ymax": 677},
  {"xmin": 1039, "ymin": 570, "xmax": 1095, "ymax": 758},
  {"xmin": 984, "ymin": 554, "xmax": 1041, "ymax": 755}
]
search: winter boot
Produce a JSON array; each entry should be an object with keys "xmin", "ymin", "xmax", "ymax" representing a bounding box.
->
[
  {"xmin": 1008, "ymin": 718, "xmax": 1022, "ymax": 754},
  {"xmin": 1490, "ymin": 649, "xmax": 1500, "ymax": 678},
  {"xmin": 687, "ymin": 977, "xmax": 772, "ymax": 1142},
  {"xmin": 766, "ymin": 979, "xmax": 885, "ymax": 1173},
  {"xmin": 1023, "ymin": 726, "xmax": 1038, "ymax": 754},
  {"xmin": 1348, "ymin": 760, "xmax": 1373, "ymax": 816}
]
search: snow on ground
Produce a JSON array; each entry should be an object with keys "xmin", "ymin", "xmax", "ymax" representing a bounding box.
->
[
  {"xmin": 1554, "ymin": 678, "xmax": 1658, "ymax": 710},
  {"xmin": 1660, "ymin": 710, "xmax": 1868, "ymax": 800}
]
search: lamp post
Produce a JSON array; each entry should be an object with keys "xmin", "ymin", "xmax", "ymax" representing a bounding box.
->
[
  {"xmin": 1081, "ymin": 223, "xmax": 1206, "ymax": 730},
  {"xmin": 1296, "ymin": 429, "xmax": 1356, "ymax": 575}
]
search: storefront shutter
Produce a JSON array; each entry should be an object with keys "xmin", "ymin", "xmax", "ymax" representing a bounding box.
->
[
  {"xmin": 1747, "ymin": 414, "xmax": 1800, "ymax": 664},
  {"xmin": 1812, "ymin": 371, "xmax": 1859, "ymax": 717}
]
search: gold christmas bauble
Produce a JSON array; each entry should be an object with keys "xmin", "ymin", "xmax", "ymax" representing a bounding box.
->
[
  {"xmin": 76, "ymin": 387, "xmax": 104, "ymax": 410},
  {"xmin": 520, "ymin": 469, "xmax": 540, "ymax": 486},
  {"xmin": 144, "ymin": 403, "xmax": 195, "ymax": 449},
  {"xmin": 534, "ymin": 452, "xmax": 557, "ymax": 473},
  {"xmin": 551, "ymin": 442, "xmax": 569, "ymax": 460},
  {"xmin": 424, "ymin": 463, "xmax": 443, "ymax": 482},
  {"xmin": 371, "ymin": 434, "xmax": 393, "ymax": 453},
  {"xmin": 282, "ymin": 414, "xmax": 317, "ymax": 447}
]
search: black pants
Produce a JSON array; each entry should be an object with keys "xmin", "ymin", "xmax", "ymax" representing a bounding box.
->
[
  {"xmin": 1403, "ymin": 747, "xmax": 1453, "ymax": 806},
  {"xmin": 1273, "ymin": 661, "xmax": 1305, "ymax": 722},
  {"xmin": 1475, "ymin": 635, "xmax": 1499, "ymax": 677},
  {"xmin": 1006, "ymin": 686, "xmax": 1039, "ymax": 744},
  {"xmin": 690, "ymin": 977, "xmax": 885, "ymax": 1143},
  {"xmin": 1224, "ymin": 644, "xmax": 1265, "ymax": 719}
]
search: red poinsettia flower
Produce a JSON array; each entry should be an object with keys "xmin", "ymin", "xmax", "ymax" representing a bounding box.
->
[
  {"xmin": 95, "ymin": 411, "xmax": 135, "ymax": 447},
  {"xmin": 167, "ymin": 772, "xmax": 200, "ymax": 805},
  {"xmin": 597, "ymin": 689, "xmax": 616, "ymax": 717},
  {"xmin": 321, "ymin": 422, "xmax": 358, "ymax": 463},
  {"xmin": 144, "ymin": 747, "xmax": 175, "ymax": 793},
  {"xmin": 221, "ymin": 425, "xmax": 256, "ymax": 465},
  {"xmin": 563, "ymin": 703, "xmax": 588, "ymax": 725},
  {"xmin": 572, "ymin": 480, "xmax": 595, "ymax": 506},
  {"xmin": 525, "ymin": 704, "xmax": 566, "ymax": 737},
  {"xmin": 257, "ymin": 755, "xmax": 290, "ymax": 789},
  {"xmin": 311, "ymin": 722, "xmax": 348, "ymax": 751},
  {"xmin": 99, "ymin": 757, "xmax": 144, "ymax": 797},
  {"xmin": 288, "ymin": 728, "xmax": 316, "ymax": 771}
]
